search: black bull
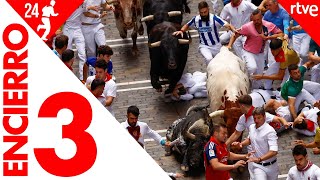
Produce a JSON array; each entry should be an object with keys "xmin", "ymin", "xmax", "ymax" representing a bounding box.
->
[
  {"xmin": 143, "ymin": 0, "xmax": 190, "ymax": 34},
  {"xmin": 148, "ymin": 22, "xmax": 190, "ymax": 94},
  {"xmin": 166, "ymin": 105, "xmax": 224, "ymax": 172}
]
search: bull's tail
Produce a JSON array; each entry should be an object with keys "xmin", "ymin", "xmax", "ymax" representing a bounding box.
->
[{"xmin": 186, "ymin": 104, "xmax": 209, "ymax": 116}]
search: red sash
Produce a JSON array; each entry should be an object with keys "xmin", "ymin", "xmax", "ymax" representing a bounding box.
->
[
  {"xmin": 275, "ymin": 49, "xmax": 285, "ymax": 63},
  {"xmin": 245, "ymin": 106, "xmax": 255, "ymax": 122},
  {"xmin": 231, "ymin": 0, "xmax": 242, "ymax": 7},
  {"xmin": 127, "ymin": 126, "xmax": 143, "ymax": 147}
]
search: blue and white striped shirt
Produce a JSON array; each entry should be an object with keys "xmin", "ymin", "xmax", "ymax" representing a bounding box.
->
[{"xmin": 187, "ymin": 13, "xmax": 227, "ymax": 46}]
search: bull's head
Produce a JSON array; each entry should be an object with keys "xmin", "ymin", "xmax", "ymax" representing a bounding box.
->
[
  {"xmin": 108, "ymin": 0, "xmax": 141, "ymax": 27},
  {"xmin": 183, "ymin": 136, "xmax": 207, "ymax": 171},
  {"xmin": 149, "ymin": 36, "xmax": 189, "ymax": 69},
  {"xmin": 140, "ymin": 11, "xmax": 182, "ymax": 23}
]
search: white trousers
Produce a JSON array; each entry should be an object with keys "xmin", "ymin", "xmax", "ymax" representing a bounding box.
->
[
  {"xmin": 251, "ymin": 161, "xmax": 279, "ymax": 180},
  {"xmin": 303, "ymin": 80, "xmax": 320, "ymax": 100},
  {"xmin": 311, "ymin": 63, "xmax": 320, "ymax": 83},
  {"xmin": 63, "ymin": 27, "xmax": 86, "ymax": 80},
  {"xmin": 293, "ymin": 88, "xmax": 317, "ymax": 112},
  {"xmin": 220, "ymin": 31, "xmax": 246, "ymax": 58},
  {"xmin": 199, "ymin": 43, "xmax": 222, "ymax": 65},
  {"xmin": 264, "ymin": 62, "xmax": 290, "ymax": 90},
  {"xmin": 292, "ymin": 33, "xmax": 311, "ymax": 65},
  {"xmin": 242, "ymin": 50, "xmax": 265, "ymax": 88},
  {"xmin": 81, "ymin": 23, "xmax": 106, "ymax": 57}
]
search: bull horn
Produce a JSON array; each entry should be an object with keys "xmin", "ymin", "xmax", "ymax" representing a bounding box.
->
[
  {"xmin": 140, "ymin": 15, "xmax": 154, "ymax": 22},
  {"xmin": 168, "ymin": 11, "xmax": 182, "ymax": 17},
  {"xmin": 178, "ymin": 39, "xmax": 190, "ymax": 44},
  {"xmin": 107, "ymin": 0, "xmax": 118, "ymax": 4},
  {"xmin": 149, "ymin": 41, "xmax": 161, "ymax": 48},
  {"xmin": 185, "ymin": 131, "xmax": 196, "ymax": 140},
  {"xmin": 209, "ymin": 110, "xmax": 225, "ymax": 118}
]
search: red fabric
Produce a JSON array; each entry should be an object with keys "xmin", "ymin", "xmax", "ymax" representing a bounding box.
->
[
  {"xmin": 127, "ymin": 126, "xmax": 143, "ymax": 147},
  {"xmin": 245, "ymin": 106, "xmax": 255, "ymax": 122},
  {"xmin": 306, "ymin": 119, "xmax": 315, "ymax": 132},
  {"xmin": 297, "ymin": 160, "xmax": 313, "ymax": 172},
  {"xmin": 64, "ymin": 62, "xmax": 73, "ymax": 71},
  {"xmin": 275, "ymin": 49, "xmax": 286, "ymax": 62},
  {"xmin": 95, "ymin": 73, "xmax": 112, "ymax": 82},
  {"xmin": 231, "ymin": 0, "xmax": 242, "ymax": 7},
  {"xmin": 45, "ymin": 34, "xmax": 56, "ymax": 50},
  {"xmin": 204, "ymin": 137, "xmax": 230, "ymax": 180}
]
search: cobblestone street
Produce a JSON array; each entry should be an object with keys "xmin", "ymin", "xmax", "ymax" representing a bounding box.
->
[{"xmin": 70, "ymin": 0, "xmax": 320, "ymax": 179}]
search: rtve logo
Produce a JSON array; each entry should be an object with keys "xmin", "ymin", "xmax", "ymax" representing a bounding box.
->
[{"xmin": 290, "ymin": 2, "xmax": 318, "ymax": 17}]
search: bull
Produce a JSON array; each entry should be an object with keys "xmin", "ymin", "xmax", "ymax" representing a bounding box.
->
[
  {"xmin": 107, "ymin": 0, "xmax": 144, "ymax": 55},
  {"xmin": 207, "ymin": 46, "xmax": 250, "ymax": 137},
  {"xmin": 142, "ymin": 0, "xmax": 190, "ymax": 34},
  {"xmin": 166, "ymin": 105, "xmax": 225, "ymax": 172},
  {"xmin": 148, "ymin": 21, "xmax": 190, "ymax": 94}
]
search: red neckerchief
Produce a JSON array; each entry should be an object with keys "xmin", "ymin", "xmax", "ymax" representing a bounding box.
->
[
  {"xmin": 275, "ymin": 49, "xmax": 285, "ymax": 62},
  {"xmin": 231, "ymin": 0, "xmax": 242, "ymax": 7},
  {"xmin": 297, "ymin": 160, "xmax": 313, "ymax": 173},
  {"xmin": 95, "ymin": 73, "xmax": 112, "ymax": 82},
  {"xmin": 64, "ymin": 62, "xmax": 73, "ymax": 71},
  {"xmin": 245, "ymin": 106, "xmax": 255, "ymax": 122},
  {"xmin": 127, "ymin": 125, "xmax": 143, "ymax": 147},
  {"xmin": 306, "ymin": 119, "xmax": 315, "ymax": 132}
]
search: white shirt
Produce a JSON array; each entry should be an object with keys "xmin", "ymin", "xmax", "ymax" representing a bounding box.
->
[
  {"xmin": 121, "ymin": 121, "xmax": 162, "ymax": 147},
  {"xmin": 220, "ymin": 1, "xmax": 257, "ymax": 29},
  {"xmin": 65, "ymin": 4, "xmax": 85, "ymax": 29},
  {"xmin": 293, "ymin": 107, "xmax": 320, "ymax": 136},
  {"xmin": 187, "ymin": 13, "xmax": 227, "ymax": 46},
  {"xmin": 82, "ymin": 0, "xmax": 106, "ymax": 24},
  {"xmin": 236, "ymin": 112, "xmax": 275, "ymax": 132},
  {"xmin": 287, "ymin": 163, "xmax": 320, "ymax": 180},
  {"xmin": 249, "ymin": 122, "xmax": 278, "ymax": 163},
  {"xmin": 86, "ymin": 76, "xmax": 117, "ymax": 116}
]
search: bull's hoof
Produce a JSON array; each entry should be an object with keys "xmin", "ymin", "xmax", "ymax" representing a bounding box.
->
[
  {"xmin": 120, "ymin": 33, "xmax": 127, "ymax": 39},
  {"xmin": 131, "ymin": 48, "xmax": 139, "ymax": 56},
  {"xmin": 181, "ymin": 165, "xmax": 189, "ymax": 172},
  {"xmin": 138, "ymin": 25, "xmax": 144, "ymax": 35}
]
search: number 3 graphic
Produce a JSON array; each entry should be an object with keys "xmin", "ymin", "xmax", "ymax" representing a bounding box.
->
[{"xmin": 34, "ymin": 92, "xmax": 97, "ymax": 176}]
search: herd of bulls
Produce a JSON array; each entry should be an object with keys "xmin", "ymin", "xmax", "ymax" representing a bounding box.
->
[{"xmin": 108, "ymin": 0, "xmax": 271, "ymax": 174}]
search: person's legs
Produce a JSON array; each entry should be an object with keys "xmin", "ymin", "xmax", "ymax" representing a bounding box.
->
[
  {"xmin": 95, "ymin": 23, "xmax": 106, "ymax": 46},
  {"xmin": 264, "ymin": 62, "xmax": 280, "ymax": 90},
  {"xmin": 74, "ymin": 28, "xmax": 87, "ymax": 81},
  {"xmin": 252, "ymin": 166, "xmax": 268, "ymax": 180},
  {"xmin": 219, "ymin": 31, "xmax": 231, "ymax": 45},
  {"xmin": 233, "ymin": 36, "xmax": 245, "ymax": 58},
  {"xmin": 199, "ymin": 46, "xmax": 214, "ymax": 65},
  {"xmin": 303, "ymin": 80, "xmax": 320, "ymax": 100},
  {"xmin": 299, "ymin": 33, "xmax": 311, "ymax": 64},
  {"xmin": 311, "ymin": 64, "xmax": 320, "ymax": 83},
  {"xmin": 82, "ymin": 25, "xmax": 97, "ymax": 57},
  {"xmin": 62, "ymin": 27, "xmax": 74, "ymax": 49},
  {"xmin": 294, "ymin": 89, "xmax": 317, "ymax": 111}
]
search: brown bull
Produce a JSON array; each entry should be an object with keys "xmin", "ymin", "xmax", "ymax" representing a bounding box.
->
[
  {"xmin": 207, "ymin": 46, "xmax": 250, "ymax": 137},
  {"xmin": 108, "ymin": 0, "xmax": 144, "ymax": 55}
]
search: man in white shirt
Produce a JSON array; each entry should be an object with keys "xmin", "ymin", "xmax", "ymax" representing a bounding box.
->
[
  {"xmin": 234, "ymin": 107, "xmax": 279, "ymax": 180},
  {"xmin": 81, "ymin": 0, "xmax": 114, "ymax": 57},
  {"xmin": 227, "ymin": 95, "xmax": 290, "ymax": 146},
  {"xmin": 219, "ymin": 0, "xmax": 257, "ymax": 57},
  {"xmin": 85, "ymin": 60, "xmax": 116, "ymax": 116},
  {"xmin": 173, "ymin": 1, "xmax": 236, "ymax": 65},
  {"xmin": 228, "ymin": 95, "xmax": 288, "ymax": 178},
  {"xmin": 287, "ymin": 145, "xmax": 320, "ymax": 180},
  {"xmin": 63, "ymin": 2, "xmax": 98, "ymax": 82},
  {"xmin": 121, "ymin": 106, "xmax": 166, "ymax": 148}
]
